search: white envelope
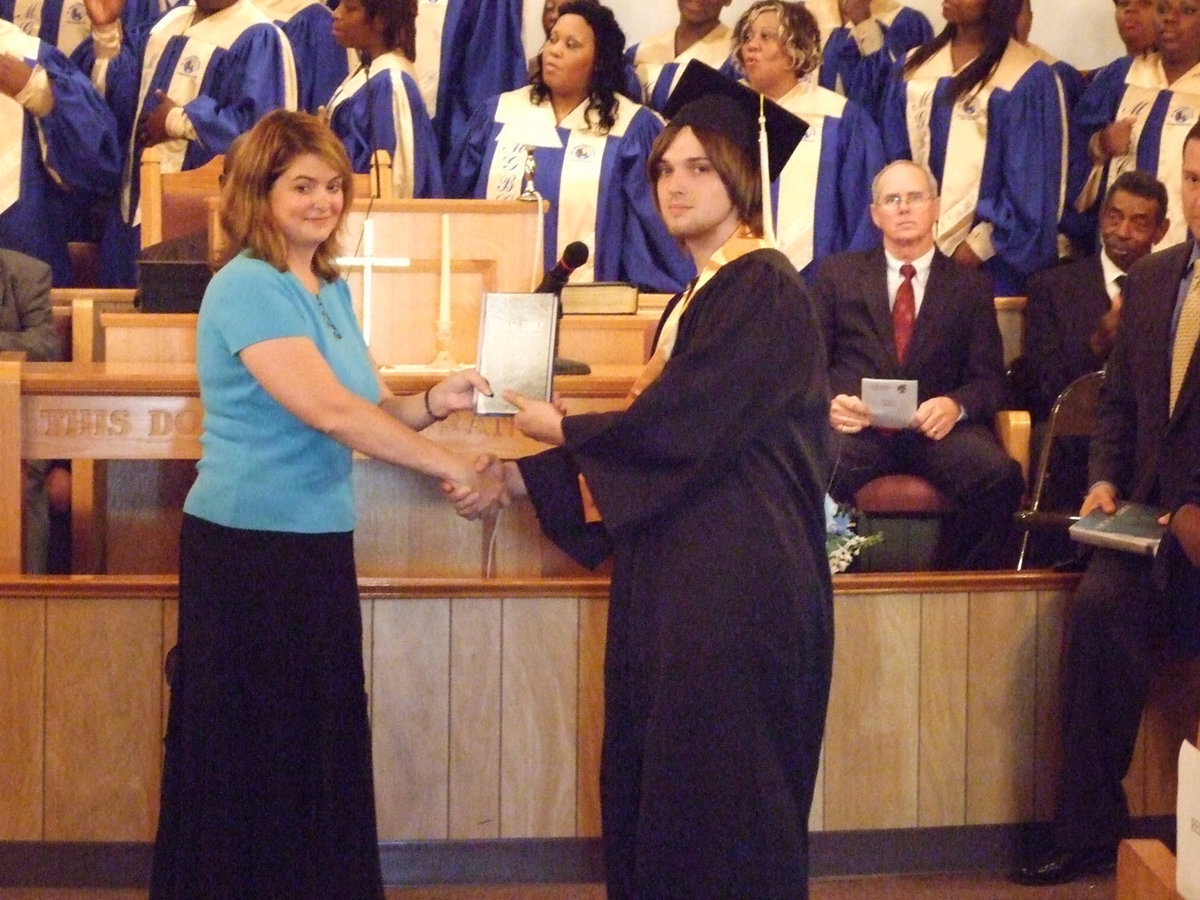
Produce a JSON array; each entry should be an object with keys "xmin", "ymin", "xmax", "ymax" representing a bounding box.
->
[{"xmin": 862, "ymin": 378, "xmax": 918, "ymax": 429}]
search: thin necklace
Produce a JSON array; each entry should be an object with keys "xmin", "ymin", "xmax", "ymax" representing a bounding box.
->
[{"xmin": 312, "ymin": 287, "xmax": 342, "ymax": 340}]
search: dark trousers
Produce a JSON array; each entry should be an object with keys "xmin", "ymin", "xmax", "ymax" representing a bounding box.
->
[
  {"xmin": 1053, "ymin": 549, "xmax": 1159, "ymax": 850},
  {"xmin": 827, "ymin": 423, "xmax": 1025, "ymax": 569}
]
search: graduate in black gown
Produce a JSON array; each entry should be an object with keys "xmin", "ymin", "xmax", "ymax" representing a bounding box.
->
[{"xmin": 495, "ymin": 84, "xmax": 834, "ymax": 899}]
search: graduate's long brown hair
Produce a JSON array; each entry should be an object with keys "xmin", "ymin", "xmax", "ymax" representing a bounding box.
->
[
  {"xmin": 220, "ymin": 110, "xmax": 356, "ymax": 284},
  {"xmin": 647, "ymin": 121, "xmax": 764, "ymax": 238}
]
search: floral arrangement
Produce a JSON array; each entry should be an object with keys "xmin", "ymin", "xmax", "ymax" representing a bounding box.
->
[{"xmin": 825, "ymin": 495, "xmax": 883, "ymax": 575}]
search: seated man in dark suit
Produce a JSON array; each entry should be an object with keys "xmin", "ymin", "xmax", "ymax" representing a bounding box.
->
[
  {"xmin": 815, "ymin": 159, "xmax": 1024, "ymax": 570},
  {"xmin": 1013, "ymin": 119, "xmax": 1200, "ymax": 886},
  {"xmin": 0, "ymin": 247, "xmax": 62, "ymax": 572},
  {"xmin": 1024, "ymin": 170, "xmax": 1168, "ymax": 422},
  {"xmin": 1018, "ymin": 170, "xmax": 1168, "ymax": 565}
]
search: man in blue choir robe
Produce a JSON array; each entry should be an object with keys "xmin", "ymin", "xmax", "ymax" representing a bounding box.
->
[
  {"xmin": 1063, "ymin": 0, "xmax": 1200, "ymax": 256},
  {"xmin": 75, "ymin": 0, "xmax": 297, "ymax": 286},
  {"xmin": 0, "ymin": 18, "xmax": 120, "ymax": 285}
]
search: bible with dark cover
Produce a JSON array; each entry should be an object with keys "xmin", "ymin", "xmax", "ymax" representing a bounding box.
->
[{"xmin": 1069, "ymin": 502, "xmax": 1166, "ymax": 556}]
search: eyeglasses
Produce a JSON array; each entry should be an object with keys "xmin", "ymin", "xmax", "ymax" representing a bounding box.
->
[{"xmin": 878, "ymin": 191, "xmax": 934, "ymax": 208}]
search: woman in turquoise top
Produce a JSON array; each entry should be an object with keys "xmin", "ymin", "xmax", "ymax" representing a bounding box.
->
[{"xmin": 150, "ymin": 110, "xmax": 503, "ymax": 899}]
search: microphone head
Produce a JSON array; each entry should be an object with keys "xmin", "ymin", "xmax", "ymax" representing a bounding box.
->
[{"xmin": 563, "ymin": 241, "xmax": 589, "ymax": 269}]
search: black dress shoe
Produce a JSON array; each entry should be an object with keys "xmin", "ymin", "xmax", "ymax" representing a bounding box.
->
[{"xmin": 1010, "ymin": 845, "xmax": 1118, "ymax": 886}]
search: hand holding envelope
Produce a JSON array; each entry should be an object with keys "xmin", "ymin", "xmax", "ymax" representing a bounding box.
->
[
  {"xmin": 860, "ymin": 378, "xmax": 918, "ymax": 429},
  {"xmin": 831, "ymin": 380, "xmax": 961, "ymax": 441}
]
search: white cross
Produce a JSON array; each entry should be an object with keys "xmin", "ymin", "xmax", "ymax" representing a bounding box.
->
[{"xmin": 336, "ymin": 219, "xmax": 411, "ymax": 347}]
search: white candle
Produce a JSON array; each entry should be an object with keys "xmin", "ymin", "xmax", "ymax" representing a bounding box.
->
[{"xmin": 439, "ymin": 213, "xmax": 451, "ymax": 330}]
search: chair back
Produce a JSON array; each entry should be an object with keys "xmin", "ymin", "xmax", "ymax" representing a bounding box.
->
[
  {"xmin": 139, "ymin": 146, "xmax": 226, "ymax": 248},
  {"xmin": 1027, "ymin": 369, "xmax": 1104, "ymax": 513},
  {"xmin": 1015, "ymin": 369, "xmax": 1105, "ymax": 569},
  {"xmin": 1043, "ymin": 369, "xmax": 1104, "ymax": 442}
]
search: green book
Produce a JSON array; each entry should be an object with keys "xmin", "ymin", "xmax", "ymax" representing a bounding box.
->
[{"xmin": 1068, "ymin": 502, "xmax": 1165, "ymax": 557}]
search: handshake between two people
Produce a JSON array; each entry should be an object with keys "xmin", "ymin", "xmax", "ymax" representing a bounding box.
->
[{"xmin": 439, "ymin": 387, "xmax": 568, "ymax": 521}]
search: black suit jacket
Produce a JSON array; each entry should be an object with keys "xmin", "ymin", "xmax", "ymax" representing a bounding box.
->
[
  {"xmin": 1023, "ymin": 254, "xmax": 1112, "ymax": 420},
  {"xmin": 1091, "ymin": 240, "xmax": 1200, "ymax": 508},
  {"xmin": 814, "ymin": 247, "xmax": 1007, "ymax": 421}
]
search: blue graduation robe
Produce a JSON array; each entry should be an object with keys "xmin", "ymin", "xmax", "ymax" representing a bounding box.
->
[
  {"xmin": 0, "ymin": 20, "xmax": 120, "ymax": 284},
  {"xmin": 770, "ymin": 76, "xmax": 883, "ymax": 282},
  {"xmin": 75, "ymin": 0, "xmax": 297, "ymax": 286},
  {"xmin": 446, "ymin": 88, "xmax": 694, "ymax": 294},
  {"xmin": 881, "ymin": 39, "xmax": 1065, "ymax": 294},
  {"xmin": 327, "ymin": 51, "xmax": 444, "ymax": 198}
]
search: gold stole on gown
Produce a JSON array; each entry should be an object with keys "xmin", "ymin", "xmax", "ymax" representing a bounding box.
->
[{"xmin": 578, "ymin": 231, "xmax": 771, "ymax": 522}]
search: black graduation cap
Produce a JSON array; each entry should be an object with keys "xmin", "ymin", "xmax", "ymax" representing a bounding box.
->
[{"xmin": 661, "ymin": 60, "xmax": 808, "ymax": 183}]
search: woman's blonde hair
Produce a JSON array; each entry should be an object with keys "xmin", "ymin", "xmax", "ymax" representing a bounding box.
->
[
  {"xmin": 731, "ymin": 0, "xmax": 821, "ymax": 80},
  {"xmin": 219, "ymin": 110, "xmax": 356, "ymax": 283}
]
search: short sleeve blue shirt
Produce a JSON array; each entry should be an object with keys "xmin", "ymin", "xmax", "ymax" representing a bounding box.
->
[{"xmin": 183, "ymin": 253, "xmax": 381, "ymax": 533}]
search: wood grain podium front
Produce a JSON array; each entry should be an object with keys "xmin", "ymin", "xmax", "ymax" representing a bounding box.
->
[{"xmin": 1, "ymin": 361, "xmax": 638, "ymax": 578}]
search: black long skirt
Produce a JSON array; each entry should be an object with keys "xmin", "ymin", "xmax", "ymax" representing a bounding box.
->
[{"xmin": 150, "ymin": 514, "xmax": 385, "ymax": 899}]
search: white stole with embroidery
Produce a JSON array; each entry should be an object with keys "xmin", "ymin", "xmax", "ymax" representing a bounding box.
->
[
  {"xmin": 413, "ymin": 0, "xmax": 446, "ymax": 116},
  {"xmin": 773, "ymin": 76, "xmax": 847, "ymax": 272},
  {"xmin": 631, "ymin": 24, "xmax": 730, "ymax": 105},
  {"xmin": 0, "ymin": 23, "xmax": 48, "ymax": 215},
  {"xmin": 904, "ymin": 39, "xmax": 1038, "ymax": 256},
  {"xmin": 486, "ymin": 91, "xmax": 638, "ymax": 285}
]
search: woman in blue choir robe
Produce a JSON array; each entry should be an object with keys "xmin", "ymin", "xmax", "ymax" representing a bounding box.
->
[
  {"xmin": 879, "ymin": 0, "xmax": 1064, "ymax": 295},
  {"xmin": 446, "ymin": 1, "xmax": 693, "ymax": 294},
  {"xmin": 817, "ymin": 0, "xmax": 933, "ymax": 124},
  {"xmin": 0, "ymin": 19, "xmax": 121, "ymax": 285},
  {"xmin": 328, "ymin": 0, "xmax": 442, "ymax": 197},
  {"xmin": 1063, "ymin": 0, "xmax": 1200, "ymax": 255},
  {"xmin": 733, "ymin": 0, "xmax": 883, "ymax": 282},
  {"xmin": 256, "ymin": 0, "xmax": 350, "ymax": 114},
  {"xmin": 74, "ymin": 0, "xmax": 297, "ymax": 287},
  {"xmin": 623, "ymin": 0, "xmax": 737, "ymax": 112}
]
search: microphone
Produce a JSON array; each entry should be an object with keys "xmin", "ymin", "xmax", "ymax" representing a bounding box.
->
[
  {"xmin": 540, "ymin": 242, "xmax": 592, "ymax": 375},
  {"xmin": 535, "ymin": 241, "xmax": 589, "ymax": 294}
]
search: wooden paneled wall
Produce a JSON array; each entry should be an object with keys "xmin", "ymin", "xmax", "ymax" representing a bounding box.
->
[{"xmin": 2, "ymin": 574, "xmax": 1195, "ymax": 845}]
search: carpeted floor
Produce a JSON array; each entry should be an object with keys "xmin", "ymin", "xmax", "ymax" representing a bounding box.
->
[{"xmin": 0, "ymin": 870, "xmax": 1115, "ymax": 899}]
